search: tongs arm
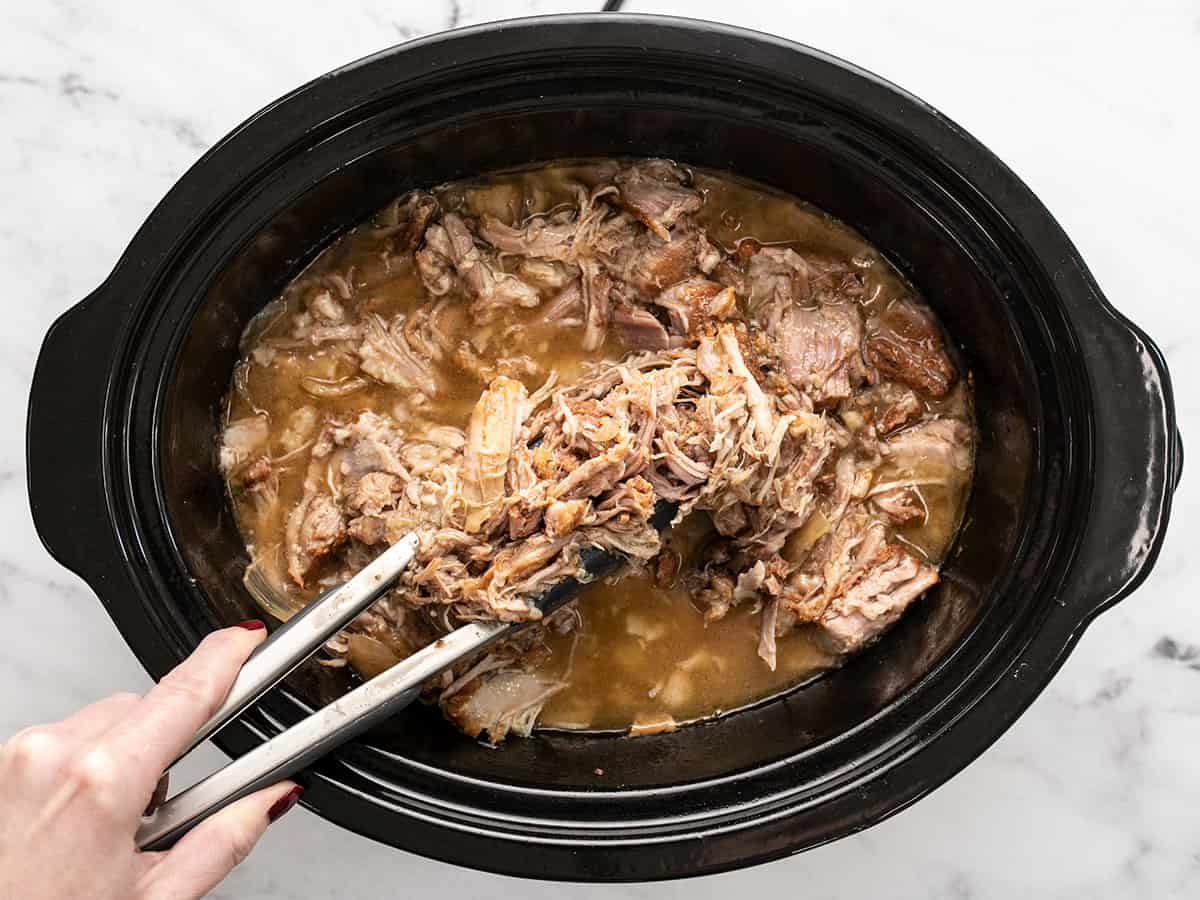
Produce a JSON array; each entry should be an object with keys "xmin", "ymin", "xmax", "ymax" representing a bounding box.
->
[{"xmin": 136, "ymin": 618, "xmax": 509, "ymax": 850}]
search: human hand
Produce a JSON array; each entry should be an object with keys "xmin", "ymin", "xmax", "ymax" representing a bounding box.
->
[{"xmin": 0, "ymin": 622, "xmax": 301, "ymax": 900}]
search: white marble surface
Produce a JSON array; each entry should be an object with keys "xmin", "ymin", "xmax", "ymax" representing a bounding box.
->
[{"xmin": 2, "ymin": 0, "xmax": 1198, "ymax": 896}]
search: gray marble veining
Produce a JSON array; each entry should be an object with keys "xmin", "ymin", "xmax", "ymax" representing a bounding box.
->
[{"xmin": 2, "ymin": 1, "xmax": 1197, "ymax": 897}]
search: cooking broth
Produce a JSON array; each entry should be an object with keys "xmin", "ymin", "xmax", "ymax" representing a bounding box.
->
[{"xmin": 223, "ymin": 159, "xmax": 974, "ymax": 738}]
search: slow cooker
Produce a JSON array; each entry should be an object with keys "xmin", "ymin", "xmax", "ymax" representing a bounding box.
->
[{"xmin": 27, "ymin": 15, "xmax": 1181, "ymax": 880}]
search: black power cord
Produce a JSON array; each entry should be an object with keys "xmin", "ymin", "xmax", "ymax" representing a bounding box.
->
[{"xmin": 602, "ymin": 0, "xmax": 625, "ymax": 10}]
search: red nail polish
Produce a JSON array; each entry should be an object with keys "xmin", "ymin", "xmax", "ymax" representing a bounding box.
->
[
  {"xmin": 268, "ymin": 786, "xmax": 303, "ymax": 823},
  {"xmin": 236, "ymin": 619, "xmax": 266, "ymax": 631}
]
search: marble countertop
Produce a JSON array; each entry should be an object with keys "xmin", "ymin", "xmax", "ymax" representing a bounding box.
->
[{"xmin": 2, "ymin": 0, "xmax": 1197, "ymax": 896}]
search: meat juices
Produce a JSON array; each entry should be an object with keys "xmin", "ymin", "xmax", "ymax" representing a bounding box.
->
[{"xmin": 221, "ymin": 160, "xmax": 975, "ymax": 742}]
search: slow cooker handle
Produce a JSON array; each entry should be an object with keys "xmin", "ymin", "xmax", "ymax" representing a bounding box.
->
[
  {"xmin": 27, "ymin": 282, "xmax": 124, "ymax": 585},
  {"xmin": 1066, "ymin": 306, "xmax": 1181, "ymax": 620}
]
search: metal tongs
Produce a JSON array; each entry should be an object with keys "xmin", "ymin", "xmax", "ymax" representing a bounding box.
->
[
  {"xmin": 136, "ymin": 500, "xmax": 674, "ymax": 850},
  {"xmin": 134, "ymin": 533, "xmax": 502, "ymax": 850}
]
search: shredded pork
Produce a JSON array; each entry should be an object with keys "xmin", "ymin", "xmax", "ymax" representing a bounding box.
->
[{"xmin": 221, "ymin": 159, "xmax": 972, "ymax": 742}]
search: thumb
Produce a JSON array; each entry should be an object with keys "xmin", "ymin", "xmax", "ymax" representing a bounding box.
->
[{"xmin": 139, "ymin": 781, "xmax": 301, "ymax": 900}]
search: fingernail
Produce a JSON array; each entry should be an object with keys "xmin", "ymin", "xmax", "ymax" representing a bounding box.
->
[
  {"xmin": 267, "ymin": 785, "xmax": 303, "ymax": 823},
  {"xmin": 235, "ymin": 619, "xmax": 266, "ymax": 631}
]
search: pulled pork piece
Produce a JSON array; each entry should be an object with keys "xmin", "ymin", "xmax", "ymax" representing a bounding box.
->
[
  {"xmin": 219, "ymin": 416, "xmax": 268, "ymax": 475},
  {"xmin": 865, "ymin": 298, "xmax": 957, "ymax": 397},
  {"xmin": 816, "ymin": 543, "xmax": 938, "ymax": 655},
  {"xmin": 241, "ymin": 456, "xmax": 273, "ymax": 487},
  {"xmin": 759, "ymin": 597, "xmax": 780, "ymax": 671},
  {"xmin": 544, "ymin": 499, "xmax": 590, "ymax": 538},
  {"xmin": 653, "ymin": 277, "xmax": 736, "ymax": 336},
  {"xmin": 613, "ymin": 159, "xmax": 703, "ymax": 241},
  {"xmin": 881, "ymin": 418, "xmax": 973, "ymax": 473},
  {"xmin": 290, "ymin": 318, "xmax": 364, "ymax": 346},
  {"xmin": 442, "ymin": 666, "xmax": 567, "ymax": 744},
  {"xmin": 454, "ymin": 342, "xmax": 542, "ymax": 385},
  {"xmin": 744, "ymin": 246, "xmax": 865, "ymax": 325},
  {"xmin": 300, "ymin": 375, "xmax": 368, "ymax": 400},
  {"xmin": 539, "ymin": 279, "xmax": 584, "ymax": 327},
  {"xmin": 696, "ymin": 572, "xmax": 735, "ymax": 622},
  {"xmin": 477, "ymin": 208, "xmax": 577, "ymax": 260},
  {"xmin": 376, "ymin": 191, "xmax": 438, "ymax": 255},
  {"xmin": 398, "ymin": 193, "xmax": 438, "ymax": 254},
  {"xmin": 518, "ymin": 258, "xmax": 573, "ymax": 290},
  {"xmin": 805, "ymin": 255, "xmax": 867, "ymax": 305},
  {"xmin": 609, "ymin": 228, "xmax": 703, "ymax": 299},
  {"xmin": 357, "ymin": 314, "xmax": 440, "ymax": 396},
  {"xmin": 346, "ymin": 472, "xmax": 401, "ymax": 517},
  {"xmin": 307, "ymin": 288, "xmax": 345, "ymax": 323},
  {"xmin": 775, "ymin": 514, "xmax": 938, "ymax": 655},
  {"xmin": 462, "ymin": 377, "xmax": 530, "ymax": 533},
  {"xmin": 653, "ymin": 549, "xmax": 682, "ymax": 587},
  {"xmin": 871, "ymin": 486, "xmax": 925, "ymax": 524},
  {"xmin": 415, "ymin": 231, "xmax": 455, "ymax": 296},
  {"xmin": 461, "ymin": 535, "xmax": 576, "ymax": 621},
  {"xmin": 477, "ymin": 183, "xmax": 617, "ymax": 263},
  {"xmin": 580, "ymin": 258, "xmax": 612, "ymax": 351},
  {"xmin": 402, "ymin": 299, "xmax": 456, "ymax": 364},
  {"xmin": 611, "ymin": 303, "xmax": 670, "ymax": 350},
  {"xmin": 746, "ymin": 245, "xmax": 808, "ymax": 310},
  {"xmin": 779, "ymin": 302, "xmax": 868, "ymax": 405},
  {"xmin": 330, "ymin": 411, "xmax": 410, "ymax": 478},
  {"xmin": 417, "ymin": 213, "xmax": 541, "ymax": 323},
  {"xmin": 734, "ymin": 560, "xmax": 768, "ymax": 604},
  {"xmin": 850, "ymin": 383, "xmax": 924, "ymax": 435},
  {"xmin": 286, "ymin": 491, "xmax": 347, "ymax": 586}
]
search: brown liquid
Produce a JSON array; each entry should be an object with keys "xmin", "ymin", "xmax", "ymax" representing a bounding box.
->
[{"xmin": 226, "ymin": 160, "xmax": 973, "ymax": 732}]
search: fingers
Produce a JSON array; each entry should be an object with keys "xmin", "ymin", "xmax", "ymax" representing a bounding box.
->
[
  {"xmin": 57, "ymin": 692, "xmax": 143, "ymax": 743},
  {"xmin": 103, "ymin": 625, "xmax": 266, "ymax": 797},
  {"xmin": 139, "ymin": 781, "xmax": 301, "ymax": 900},
  {"xmin": 0, "ymin": 693, "xmax": 140, "ymax": 799},
  {"xmin": 0, "ymin": 726, "xmax": 74, "ymax": 800}
]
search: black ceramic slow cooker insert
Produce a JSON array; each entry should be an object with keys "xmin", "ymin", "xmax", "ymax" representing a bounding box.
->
[{"xmin": 27, "ymin": 15, "xmax": 1181, "ymax": 881}]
